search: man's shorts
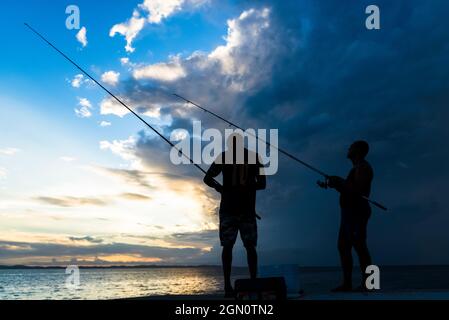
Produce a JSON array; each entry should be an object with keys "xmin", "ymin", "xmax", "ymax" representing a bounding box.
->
[{"xmin": 219, "ymin": 214, "xmax": 257, "ymax": 247}]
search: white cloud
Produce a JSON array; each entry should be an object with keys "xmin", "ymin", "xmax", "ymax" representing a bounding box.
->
[
  {"xmin": 133, "ymin": 56, "xmax": 186, "ymax": 82},
  {"xmin": 71, "ymin": 74, "xmax": 84, "ymax": 88},
  {"xmin": 0, "ymin": 148, "xmax": 20, "ymax": 156},
  {"xmin": 128, "ymin": 7, "xmax": 275, "ymax": 98},
  {"xmin": 75, "ymin": 97, "xmax": 93, "ymax": 118},
  {"xmin": 101, "ymin": 71, "xmax": 120, "ymax": 86},
  {"xmin": 120, "ymin": 57, "xmax": 130, "ymax": 65},
  {"xmin": 76, "ymin": 27, "xmax": 88, "ymax": 48},
  {"xmin": 139, "ymin": 0, "xmax": 184, "ymax": 24},
  {"xmin": 100, "ymin": 98, "xmax": 130, "ymax": 118},
  {"xmin": 208, "ymin": 8, "xmax": 271, "ymax": 77},
  {"xmin": 70, "ymin": 74, "xmax": 92, "ymax": 88},
  {"xmin": 109, "ymin": 10, "xmax": 145, "ymax": 53},
  {"xmin": 0, "ymin": 167, "xmax": 6, "ymax": 179},
  {"xmin": 110, "ymin": 0, "xmax": 208, "ymax": 52},
  {"xmin": 100, "ymin": 136, "xmax": 141, "ymax": 168},
  {"xmin": 102, "ymin": 6, "xmax": 278, "ymax": 132},
  {"xmin": 100, "ymin": 121, "xmax": 112, "ymax": 127}
]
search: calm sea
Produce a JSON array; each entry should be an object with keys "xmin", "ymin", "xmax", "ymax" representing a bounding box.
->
[{"xmin": 1, "ymin": 266, "xmax": 449, "ymax": 300}]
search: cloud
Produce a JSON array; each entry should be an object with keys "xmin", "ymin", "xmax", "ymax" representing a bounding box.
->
[
  {"xmin": 34, "ymin": 196, "xmax": 108, "ymax": 207},
  {"xmin": 133, "ymin": 56, "xmax": 187, "ymax": 82},
  {"xmin": 101, "ymin": 71, "xmax": 120, "ymax": 86},
  {"xmin": 100, "ymin": 136, "xmax": 141, "ymax": 168},
  {"xmin": 101, "ymin": 6, "xmax": 278, "ymax": 130},
  {"xmin": 0, "ymin": 148, "xmax": 20, "ymax": 156},
  {"xmin": 76, "ymin": 26, "xmax": 88, "ymax": 48},
  {"xmin": 100, "ymin": 97, "xmax": 131, "ymax": 118},
  {"xmin": 71, "ymin": 74, "xmax": 85, "ymax": 88},
  {"xmin": 100, "ymin": 121, "xmax": 112, "ymax": 127},
  {"xmin": 120, "ymin": 193, "xmax": 152, "ymax": 201},
  {"xmin": 69, "ymin": 236, "xmax": 104, "ymax": 244},
  {"xmin": 110, "ymin": 0, "xmax": 209, "ymax": 52},
  {"xmin": 121, "ymin": 57, "xmax": 130, "ymax": 65},
  {"xmin": 139, "ymin": 0, "xmax": 184, "ymax": 24},
  {"xmin": 70, "ymin": 74, "xmax": 93, "ymax": 88},
  {"xmin": 74, "ymin": 97, "xmax": 93, "ymax": 118},
  {"xmin": 209, "ymin": 8, "xmax": 271, "ymax": 77},
  {"xmin": 171, "ymin": 229, "xmax": 216, "ymax": 241},
  {"xmin": 0, "ymin": 240, "xmax": 204, "ymax": 265},
  {"xmin": 109, "ymin": 10, "xmax": 146, "ymax": 53},
  {"xmin": 89, "ymin": 166, "xmax": 154, "ymax": 189}
]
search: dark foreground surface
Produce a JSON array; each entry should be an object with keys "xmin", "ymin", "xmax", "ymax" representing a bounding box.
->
[{"xmin": 2, "ymin": 265, "xmax": 449, "ymax": 300}]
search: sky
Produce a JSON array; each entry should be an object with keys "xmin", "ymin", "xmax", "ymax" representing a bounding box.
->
[{"xmin": 0, "ymin": 0, "xmax": 448, "ymax": 266}]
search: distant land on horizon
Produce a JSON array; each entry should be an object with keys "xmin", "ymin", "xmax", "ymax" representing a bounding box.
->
[
  {"xmin": 1, "ymin": 264, "xmax": 448, "ymax": 270},
  {"xmin": 0, "ymin": 264, "xmax": 224, "ymax": 270}
]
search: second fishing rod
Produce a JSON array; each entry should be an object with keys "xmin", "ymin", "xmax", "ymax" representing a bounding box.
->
[{"xmin": 173, "ymin": 94, "xmax": 388, "ymax": 211}]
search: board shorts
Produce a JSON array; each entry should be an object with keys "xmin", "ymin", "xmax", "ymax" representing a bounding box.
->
[{"xmin": 219, "ymin": 214, "xmax": 258, "ymax": 247}]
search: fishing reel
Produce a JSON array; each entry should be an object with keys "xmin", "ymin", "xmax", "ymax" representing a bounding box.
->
[{"xmin": 316, "ymin": 176, "xmax": 330, "ymax": 189}]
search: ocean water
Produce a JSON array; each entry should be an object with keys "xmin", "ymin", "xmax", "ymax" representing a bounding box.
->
[
  {"xmin": 0, "ymin": 267, "xmax": 245, "ymax": 300},
  {"xmin": 1, "ymin": 266, "xmax": 449, "ymax": 300}
]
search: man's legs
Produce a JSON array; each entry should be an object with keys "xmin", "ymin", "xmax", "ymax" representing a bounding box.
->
[
  {"xmin": 220, "ymin": 215, "xmax": 238, "ymax": 296},
  {"xmin": 222, "ymin": 245, "xmax": 234, "ymax": 294},
  {"xmin": 337, "ymin": 229, "xmax": 353, "ymax": 290},
  {"xmin": 353, "ymin": 214, "xmax": 372, "ymax": 288},
  {"xmin": 239, "ymin": 217, "xmax": 258, "ymax": 280},
  {"xmin": 245, "ymin": 245, "xmax": 258, "ymax": 279},
  {"xmin": 333, "ymin": 213, "xmax": 354, "ymax": 292}
]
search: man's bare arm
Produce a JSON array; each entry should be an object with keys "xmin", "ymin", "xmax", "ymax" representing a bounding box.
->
[
  {"xmin": 204, "ymin": 162, "xmax": 223, "ymax": 193},
  {"xmin": 328, "ymin": 165, "xmax": 372, "ymax": 195}
]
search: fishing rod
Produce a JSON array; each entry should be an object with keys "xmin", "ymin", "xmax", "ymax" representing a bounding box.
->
[
  {"xmin": 24, "ymin": 23, "xmax": 385, "ymax": 212},
  {"xmin": 22, "ymin": 23, "xmax": 262, "ymax": 219},
  {"xmin": 173, "ymin": 94, "xmax": 388, "ymax": 211},
  {"xmin": 24, "ymin": 23, "xmax": 207, "ymax": 175},
  {"xmin": 173, "ymin": 94, "xmax": 328, "ymax": 178}
]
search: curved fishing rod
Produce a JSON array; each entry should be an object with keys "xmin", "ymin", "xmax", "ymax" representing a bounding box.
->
[
  {"xmin": 24, "ymin": 26, "xmax": 213, "ymax": 182},
  {"xmin": 24, "ymin": 23, "xmax": 208, "ymax": 176},
  {"xmin": 173, "ymin": 94, "xmax": 388, "ymax": 211}
]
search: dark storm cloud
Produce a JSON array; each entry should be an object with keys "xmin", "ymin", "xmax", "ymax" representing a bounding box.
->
[
  {"xmin": 231, "ymin": 0, "xmax": 449, "ymax": 265},
  {"xmin": 101, "ymin": 0, "xmax": 449, "ymax": 265}
]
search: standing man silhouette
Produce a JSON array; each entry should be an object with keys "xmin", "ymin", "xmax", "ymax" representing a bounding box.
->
[
  {"xmin": 204, "ymin": 133, "xmax": 266, "ymax": 298},
  {"xmin": 319, "ymin": 140, "xmax": 374, "ymax": 292}
]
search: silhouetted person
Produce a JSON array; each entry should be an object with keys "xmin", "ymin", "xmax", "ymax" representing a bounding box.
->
[
  {"xmin": 318, "ymin": 140, "xmax": 373, "ymax": 292},
  {"xmin": 204, "ymin": 133, "xmax": 266, "ymax": 298}
]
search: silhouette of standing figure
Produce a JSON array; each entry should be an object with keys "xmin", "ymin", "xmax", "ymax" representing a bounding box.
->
[
  {"xmin": 204, "ymin": 133, "xmax": 266, "ymax": 298},
  {"xmin": 318, "ymin": 141, "xmax": 374, "ymax": 292}
]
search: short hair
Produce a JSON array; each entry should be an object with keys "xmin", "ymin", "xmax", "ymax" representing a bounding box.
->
[{"xmin": 352, "ymin": 140, "xmax": 369, "ymax": 158}]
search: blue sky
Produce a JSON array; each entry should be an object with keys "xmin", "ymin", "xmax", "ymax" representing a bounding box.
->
[{"xmin": 0, "ymin": 0, "xmax": 448, "ymax": 266}]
